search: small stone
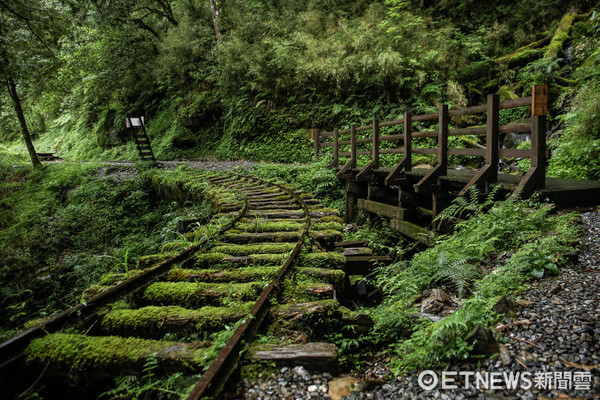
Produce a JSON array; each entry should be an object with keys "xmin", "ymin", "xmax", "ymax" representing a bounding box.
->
[{"xmin": 308, "ymin": 385, "xmax": 318, "ymax": 392}]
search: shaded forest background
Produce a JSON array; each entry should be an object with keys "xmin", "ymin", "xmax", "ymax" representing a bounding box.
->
[{"xmin": 1, "ymin": 0, "xmax": 600, "ymax": 178}]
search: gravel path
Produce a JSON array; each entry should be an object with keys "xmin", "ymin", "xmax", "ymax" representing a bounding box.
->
[
  {"xmin": 239, "ymin": 211, "xmax": 600, "ymax": 399},
  {"xmin": 93, "ymin": 158, "xmax": 261, "ymax": 171}
]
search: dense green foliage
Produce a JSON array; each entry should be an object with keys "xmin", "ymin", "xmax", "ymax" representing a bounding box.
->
[
  {"xmin": 0, "ymin": 162, "xmax": 213, "ymax": 339},
  {"xmin": 369, "ymin": 191, "xmax": 580, "ymax": 372},
  {"xmin": 1, "ymin": 0, "xmax": 599, "ymax": 177}
]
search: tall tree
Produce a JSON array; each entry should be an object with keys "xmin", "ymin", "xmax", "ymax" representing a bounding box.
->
[
  {"xmin": 208, "ymin": 0, "xmax": 222, "ymax": 41},
  {"xmin": 0, "ymin": 0, "xmax": 65, "ymax": 167}
]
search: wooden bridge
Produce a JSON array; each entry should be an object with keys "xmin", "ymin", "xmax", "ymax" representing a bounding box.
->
[{"xmin": 313, "ymin": 85, "xmax": 600, "ymax": 243}]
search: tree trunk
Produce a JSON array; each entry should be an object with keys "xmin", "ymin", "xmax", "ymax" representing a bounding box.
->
[
  {"xmin": 6, "ymin": 77, "xmax": 42, "ymax": 167},
  {"xmin": 208, "ymin": 0, "xmax": 222, "ymax": 42}
]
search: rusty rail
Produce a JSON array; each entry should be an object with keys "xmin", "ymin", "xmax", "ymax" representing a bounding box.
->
[
  {"xmin": 0, "ymin": 174, "xmax": 311, "ymax": 400},
  {"xmin": 0, "ymin": 195, "xmax": 249, "ymax": 369},
  {"xmin": 314, "ymin": 84, "xmax": 549, "ymax": 197},
  {"xmin": 186, "ymin": 176, "xmax": 310, "ymax": 399}
]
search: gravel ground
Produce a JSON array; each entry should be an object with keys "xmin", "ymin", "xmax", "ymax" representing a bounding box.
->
[
  {"xmin": 239, "ymin": 211, "xmax": 600, "ymax": 399},
  {"xmin": 93, "ymin": 158, "xmax": 261, "ymax": 171}
]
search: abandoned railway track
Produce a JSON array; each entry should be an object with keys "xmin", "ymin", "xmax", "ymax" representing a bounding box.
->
[{"xmin": 0, "ymin": 169, "xmax": 369, "ymax": 399}]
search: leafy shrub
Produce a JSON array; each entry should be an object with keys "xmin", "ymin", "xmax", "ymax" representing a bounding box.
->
[{"xmin": 0, "ymin": 164, "xmax": 215, "ymax": 338}]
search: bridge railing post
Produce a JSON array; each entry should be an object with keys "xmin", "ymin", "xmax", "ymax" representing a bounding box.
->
[
  {"xmin": 531, "ymin": 84, "xmax": 547, "ymax": 189},
  {"xmin": 332, "ymin": 129, "xmax": 339, "ymax": 167},
  {"xmin": 486, "ymin": 93, "xmax": 499, "ymax": 183},
  {"xmin": 313, "ymin": 128, "xmax": 320, "ymax": 161},
  {"xmin": 513, "ymin": 84, "xmax": 548, "ymax": 196},
  {"xmin": 438, "ymin": 104, "xmax": 448, "ymax": 175},
  {"xmin": 531, "ymin": 114, "xmax": 546, "ymax": 188},
  {"xmin": 350, "ymin": 124, "xmax": 357, "ymax": 168},
  {"xmin": 372, "ymin": 119, "xmax": 379, "ymax": 169},
  {"xmin": 404, "ymin": 111, "xmax": 412, "ymax": 172}
]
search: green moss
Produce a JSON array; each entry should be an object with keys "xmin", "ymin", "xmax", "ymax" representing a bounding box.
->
[
  {"xmin": 137, "ymin": 253, "xmax": 175, "ymax": 269},
  {"xmin": 319, "ymin": 215, "xmax": 344, "ymax": 224},
  {"xmin": 311, "ymin": 222, "xmax": 343, "ymax": 231},
  {"xmin": 545, "ymin": 11, "xmax": 578, "ymax": 59},
  {"xmin": 187, "ymin": 252, "xmax": 288, "ymax": 269},
  {"xmin": 143, "ymin": 281, "xmax": 263, "ymax": 306},
  {"xmin": 270, "ymin": 300, "xmax": 341, "ymax": 333},
  {"xmin": 235, "ymin": 221, "xmax": 304, "ymax": 232},
  {"xmin": 26, "ymin": 333, "xmax": 210, "ymax": 372},
  {"xmin": 239, "ymin": 359, "xmax": 279, "ymax": 383},
  {"xmin": 192, "ymin": 252, "xmax": 230, "ymax": 267},
  {"xmin": 269, "ymin": 299, "xmax": 372, "ymax": 338},
  {"xmin": 82, "ymin": 284, "xmax": 110, "ymax": 299},
  {"xmin": 300, "ymin": 252, "xmax": 346, "ymax": 269},
  {"xmin": 298, "ymin": 267, "xmax": 346, "ymax": 286},
  {"xmin": 101, "ymin": 303, "xmax": 253, "ymax": 335},
  {"xmin": 281, "ymin": 282, "xmax": 334, "ymax": 302},
  {"xmin": 24, "ymin": 317, "xmax": 50, "ymax": 329},
  {"xmin": 309, "ymin": 229, "xmax": 343, "ymax": 246},
  {"xmin": 247, "ymin": 253, "xmax": 289, "ymax": 265},
  {"xmin": 221, "ymin": 231, "xmax": 301, "ymax": 243},
  {"xmin": 167, "ymin": 266, "xmax": 280, "ymax": 282},
  {"xmin": 340, "ymin": 307, "xmax": 374, "ymax": 334},
  {"xmin": 98, "ymin": 270, "xmax": 142, "ymax": 286},
  {"xmin": 311, "ymin": 208, "xmax": 339, "ymax": 215},
  {"xmin": 248, "ymin": 187, "xmax": 281, "ymax": 194},
  {"xmin": 211, "ymin": 243, "xmax": 296, "ymax": 256},
  {"xmin": 162, "ymin": 241, "xmax": 191, "ymax": 252}
]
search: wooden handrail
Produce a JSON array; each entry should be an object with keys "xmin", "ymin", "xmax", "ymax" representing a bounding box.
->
[{"xmin": 314, "ymin": 85, "xmax": 548, "ymax": 197}]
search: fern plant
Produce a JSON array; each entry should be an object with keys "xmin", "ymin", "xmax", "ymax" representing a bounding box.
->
[
  {"xmin": 430, "ymin": 253, "xmax": 480, "ymax": 298},
  {"xmin": 100, "ymin": 355, "xmax": 184, "ymax": 400}
]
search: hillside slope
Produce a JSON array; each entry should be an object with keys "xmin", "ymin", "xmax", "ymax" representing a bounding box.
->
[{"xmin": 1, "ymin": 0, "xmax": 599, "ymax": 177}]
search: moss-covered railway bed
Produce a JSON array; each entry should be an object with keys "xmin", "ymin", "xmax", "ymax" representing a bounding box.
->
[{"xmin": 0, "ymin": 169, "xmax": 371, "ymax": 400}]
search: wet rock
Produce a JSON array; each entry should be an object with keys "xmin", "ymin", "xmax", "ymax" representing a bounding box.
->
[
  {"xmin": 466, "ymin": 324, "xmax": 499, "ymax": 356},
  {"xmin": 492, "ymin": 296, "xmax": 516, "ymax": 316}
]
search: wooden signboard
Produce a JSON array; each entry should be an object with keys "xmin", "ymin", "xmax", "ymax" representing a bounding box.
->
[
  {"xmin": 532, "ymin": 84, "xmax": 548, "ymax": 116},
  {"xmin": 126, "ymin": 117, "xmax": 145, "ymax": 128}
]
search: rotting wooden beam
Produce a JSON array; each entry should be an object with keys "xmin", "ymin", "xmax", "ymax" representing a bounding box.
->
[
  {"xmin": 253, "ymin": 342, "xmax": 337, "ymax": 371},
  {"xmin": 357, "ymin": 199, "xmax": 405, "ymax": 220},
  {"xmin": 390, "ymin": 219, "xmax": 436, "ymax": 246}
]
